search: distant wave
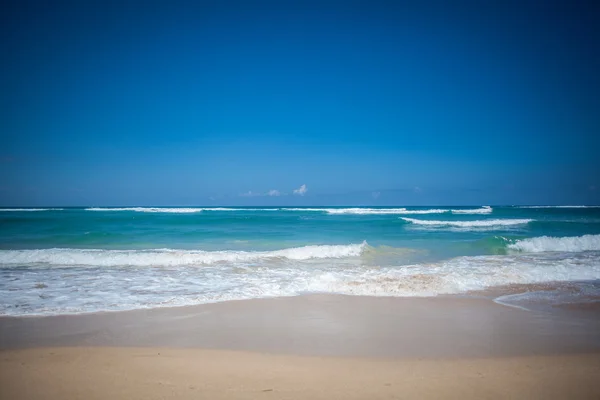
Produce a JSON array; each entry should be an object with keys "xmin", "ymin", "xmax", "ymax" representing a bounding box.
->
[
  {"xmin": 396, "ymin": 209, "xmax": 450, "ymax": 214},
  {"xmin": 516, "ymin": 205, "xmax": 600, "ymax": 208},
  {"xmin": 86, "ymin": 207, "xmax": 204, "ymax": 213},
  {"xmin": 86, "ymin": 207, "xmax": 280, "ymax": 212},
  {"xmin": 82, "ymin": 207, "xmax": 497, "ymax": 215},
  {"xmin": 508, "ymin": 234, "xmax": 600, "ymax": 253},
  {"xmin": 401, "ymin": 217, "xmax": 533, "ymax": 228},
  {"xmin": 195, "ymin": 208, "xmax": 280, "ymax": 211},
  {"xmin": 282, "ymin": 208, "xmax": 448, "ymax": 215},
  {"xmin": 0, "ymin": 242, "xmax": 368, "ymax": 267},
  {"xmin": 0, "ymin": 208, "xmax": 64, "ymax": 212},
  {"xmin": 324, "ymin": 208, "xmax": 408, "ymax": 215},
  {"xmin": 450, "ymin": 206, "xmax": 492, "ymax": 214},
  {"xmin": 281, "ymin": 208, "xmax": 409, "ymax": 215}
]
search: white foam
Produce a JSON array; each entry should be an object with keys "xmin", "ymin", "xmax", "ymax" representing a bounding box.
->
[
  {"xmin": 3, "ymin": 250, "xmax": 599, "ymax": 315},
  {"xmin": 281, "ymin": 208, "xmax": 409, "ymax": 214},
  {"xmin": 396, "ymin": 209, "xmax": 449, "ymax": 214},
  {"xmin": 200, "ymin": 208, "xmax": 280, "ymax": 211},
  {"xmin": 493, "ymin": 281, "xmax": 600, "ymax": 311},
  {"xmin": 0, "ymin": 208, "xmax": 63, "ymax": 212},
  {"xmin": 508, "ymin": 234, "xmax": 600, "ymax": 253},
  {"xmin": 85, "ymin": 207, "xmax": 282, "ymax": 213},
  {"xmin": 81, "ymin": 207, "xmax": 483, "ymax": 215},
  {"xmin": 325, "ymin": 208, "xmax": 409, "ymax": 215},
  {"xmin": 401, "ymin": 217, "xmax": 533, "ymax": 227},
  {"xmin": 85, "ymin": 207, "xmax": 204, "ymax": 213},
  {"xmin": 194, "ymin": 207, "xmax": 243, "ymax": 211},
  {"xmin": 309, "ymin": 252, "xmax": 600, "ymax": 298},
  {"xmin": 0, "ymin": 242, "xmax": 368, "ymax": 267},
  {"xmin": 451, "ymin": 206, "xmax": 492, "ymax": 214}
]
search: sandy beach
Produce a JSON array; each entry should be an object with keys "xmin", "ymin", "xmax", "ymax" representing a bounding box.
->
[
  {"xmin": 1, "ymin": 294, "xmax": 600, "ymax": 399},
  {"xmin": 2, "ymin": 347, "xmax": 599, "ymax": 400}
]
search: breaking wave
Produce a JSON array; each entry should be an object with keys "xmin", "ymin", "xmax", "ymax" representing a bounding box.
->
[
  {"xmin": 3, "ymin": 250, "xmax": 599, "ymax": 315},
  {"xmin": 313, "ymin": 252, "xmax": 600, "ymax": 298},
  {"xmin": 0, "ymin": 242, "xmax": 368, "ymax": 267},
  {"xmin": 396, "ymin": 209, "xmax": 449, "ymax": 214},
  {"xmin": 451, "ymin": 206, "xmax": 492, "ymax": 214},
  {"xmin": 401, "ymin": 217, "xmax": 533, "ymax": 228},
  {"xmin": 282, "ymin": 208, "xmax": 447, "ymax": 215},
  {"xmin": 86, "ymin": 207, "xmax": 204, "ymax": 213},
  {"xmin": 281, "ymin": 208, "xmax": 409, "ymax": 214},
  {"xmin": 86, "ymin": 207, "xmax": 282, "ymax": 212},
  {"xmin": 508, "ymin": 234, "xmax": 600, "ymax": 253}
]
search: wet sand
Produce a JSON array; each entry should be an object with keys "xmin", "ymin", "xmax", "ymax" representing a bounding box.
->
[{"xmin": 1, "ymin": 295, "xmax": 600, "ymax": 399}]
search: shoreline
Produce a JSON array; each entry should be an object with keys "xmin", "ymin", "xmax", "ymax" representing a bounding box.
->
[
  {"xmin": 2, "ymin": 294, "xmax": 599, "ymax": 357},
  {"xmin": 3, "ymin": 277, "xmax": 599, "ymax": 318}
]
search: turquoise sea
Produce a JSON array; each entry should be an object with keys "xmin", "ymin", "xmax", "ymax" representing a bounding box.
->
[{"xmin": 1, "ymin": 206, "xmax": 599, "ymax": 315}]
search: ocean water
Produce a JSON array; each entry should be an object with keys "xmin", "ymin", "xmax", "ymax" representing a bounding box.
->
[{"xmin": 1, "ymin": 206, "xmax": 599, "ymax": 315}]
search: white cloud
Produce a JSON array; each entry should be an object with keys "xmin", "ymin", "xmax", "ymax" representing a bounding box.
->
[
  {"xmin": 240, "ymin": 189, "xmax": 282, "ymax": 197},
  {"xmin": 240, "ymin": 191, "xmax": 260, "ymax": 197},
  {"xmin": 293, "ymin": 184, "xmax": 307, "ymax": 196}
]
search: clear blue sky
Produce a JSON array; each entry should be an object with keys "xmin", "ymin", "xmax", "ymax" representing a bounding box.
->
[{"xmin": 1, "ymin": 0, "xmax": 599, "ymax": 206}]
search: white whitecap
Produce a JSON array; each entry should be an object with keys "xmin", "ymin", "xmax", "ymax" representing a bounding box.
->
[
  {"xmin": 401, "ymin": 217, "xmax": 533, "ymax": 227},
  {"xmin": 281, "ymin": 208, "xmax": 409, "ymax": 215},
  {"xmin": 508, "ymin": 234, "xmax": 600, "ymax": 253},
  {"xmin": 451, "ymin": 206, "xmax": 492, "ymax": 214},
  {"xmin": 85, "ymin": 207, "xmax": 204, "ymax": 213},
  {"xmin": 0, "ymin": 242, "xmax": 368, "ymax": 267},
  {"xmin": 395, "ymin": 209, "xmax": 449, "ymax": 214}
]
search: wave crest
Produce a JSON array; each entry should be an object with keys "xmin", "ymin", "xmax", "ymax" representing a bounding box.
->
[
  {"xmin": 508, "ymin": 234, "xmax": 600, "ymax": 253},
  {"xmin": 401, "ymin": 217, "xmax": 532, "ymax": 228},
  {"xmin": 281, "ymin": 208, "xmax": 409, "ymax": 214},
  {"xmin": 0, "ymin": 242, "xmax": 368, "ymax": 267},
  {"xmin": 451, "ymin": 206, "xmax": 492, "ymax": 214},
  {"xmin": 86, "ymin": 207, "xmax": 204, "ymax": 213},
  {"xmin": 396, "ymin": 209, "xmax": 449, "ymax": 214}
]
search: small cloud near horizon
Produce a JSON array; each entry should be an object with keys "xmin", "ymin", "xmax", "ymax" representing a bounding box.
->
[
  {"xmin": 240, "ymin": 189, "xmax": 282, "ymax": 197},
  {"xmin": 240, "ymin": 191, "xmax": 261, "ymax": 197},
  {"xmin": 293, "ymin": 184, "xmax": 307, "ymax": 196}
]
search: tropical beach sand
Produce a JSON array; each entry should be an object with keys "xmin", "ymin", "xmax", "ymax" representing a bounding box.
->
[{"xmin": 1, "ymin": 295, "xmax": 600, "ymax": 399}]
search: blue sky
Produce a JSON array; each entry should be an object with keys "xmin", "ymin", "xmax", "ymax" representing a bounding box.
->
[{"xmin": 1, "ymin": 0, "xmax": 599, "ymax": 206}]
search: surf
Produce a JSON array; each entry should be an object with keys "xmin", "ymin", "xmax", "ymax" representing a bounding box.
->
[
  {"xmin": 401, "ymin": 217, "xmax": 533, "ymax": 228},
  {"xmin": 0, "ymin": 242, "xmax": 369, "ymax": 267},
  {"xmin": 507, "ymin": 234, "xmax": 600, "ymax": 252}
]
